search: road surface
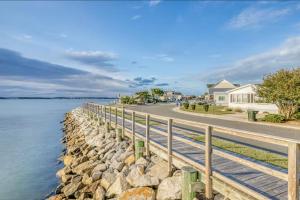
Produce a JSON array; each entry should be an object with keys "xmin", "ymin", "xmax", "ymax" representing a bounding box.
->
[{"xmin": 126, "ymin": 104, "xmax": 300, "ymax": 154}]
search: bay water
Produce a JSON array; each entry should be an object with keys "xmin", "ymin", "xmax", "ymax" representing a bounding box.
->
[{"xmin": 0, "ymin": 99, "xmax": 112, "ymax": 200}]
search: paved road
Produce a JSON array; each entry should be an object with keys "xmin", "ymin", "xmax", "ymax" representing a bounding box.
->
[{"xmin": 126, "ymin": 104, "xmax": 300, "ymax": 154}]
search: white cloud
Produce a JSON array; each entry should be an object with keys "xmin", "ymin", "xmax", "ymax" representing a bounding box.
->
[
  {"xmin": 200, "ymin": 36, "xmax": 300, "ymax": 83},
  {"xmin": 14, "ymin": 34, "xmax": 33, "ymax": 41},
  {"xmin": 229, "ymin": 7, "xmax": 290, "ymax": 29},
  {"xmin": 143, "ymin": 54, "xmax": 174, "ymax": 62},
  {"xmin": 131, "ymin": 15, "xmax": 141, "ymax": 20},
  {"xmin": 157, "ymin": 54, "xmax": 174, "ymax": 62},
  {"xmin": 149, "ymin": 0, "xmax": 161, "ymax": 7},
  {"xmin": 65, "ymin": 50, "xmax": 119, "ymax": 72}
]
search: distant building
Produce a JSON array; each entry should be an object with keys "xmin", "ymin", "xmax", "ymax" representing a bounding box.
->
[
  {"xmin": 227, "ymin": 84, "xmax": 278, "ymax": 113},
  {"xmin": 206, "ymin": 80, "xmax": 240, "ymax": 106},
  {"xmin": 160, "ymin": 91, "xmax": 183, "ymax": 102}
]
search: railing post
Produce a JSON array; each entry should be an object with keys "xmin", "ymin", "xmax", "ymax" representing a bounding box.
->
[
  {"xmin": 104, "ymin": 106, "xmax": 106, "ymax": 122},
  {"xmin": 182, "ymin": 166, "xmax": 198, "ymax": 200},
  {"xmin": 288, "ymin": 142, "xmax": 300, "ymax": 200},
  {"xmin": 109, "ymin": 106, "xmax": 112, "ymax": 126},
  {"xmin": 205, "ymin": 125, "xmax": 213, "ymax": 199},
  {"xmin": 168, "ymin": 118, "xmax": 173, "ymax": 175},
  {"xmin": 115, "ymin": 107, "xmax": 118, "ymax": 129},
  {"xmin": 122, "ymin": 107, "xmax": 125, "ymax": 138},
  {"xmin": 100, "ymin": 105, "xmax": 103, "ymax": 120},
  {"xmin": 145, "ymin": 114, "xmax": 150, "ymax": 157},
  {"xmin": 132, "ymin": 111, "xmax": 135, "ymax": 149}
]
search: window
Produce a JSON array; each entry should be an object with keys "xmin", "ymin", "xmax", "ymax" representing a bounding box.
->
[{"xmin": 218, "ymin": 96, "xmax": 225, "ymax": 101}]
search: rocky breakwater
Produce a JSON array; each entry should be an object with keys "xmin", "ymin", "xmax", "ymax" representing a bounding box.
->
[{"xmin": 48, "ymin": 108, "xmax": 183, "ymax": 200}]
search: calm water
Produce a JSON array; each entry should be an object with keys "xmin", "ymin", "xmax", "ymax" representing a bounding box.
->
[{"xmin": 0, "ymin": 99, "xmax": 112, "ymax": 200}]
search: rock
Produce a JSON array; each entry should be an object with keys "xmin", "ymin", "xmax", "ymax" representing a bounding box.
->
[
  {"xmin": 100, "ymin": 172, "xmax": 117, "ymax": 190},
  {"xmin": 63, "ymin": 181, "xmax": 83, "ymax": 197},
  {"xmin": 129, "ymin": 174, "xmax": 159, "ymax": 187},
  {"xmin": 56, "ymin": 168, "xmax": 65, "ymax": 178},
  {"xmin": 119, "ymin": 151, "xmax": 133, "ymax": 162},
  {"xmin": 126, "ymin": 165, "xmax": 144, "ymax": 183},
  {"xmin": 124, "ymin": 155, "xmax": 135, "ymax": 166},
  {"xmin": 119, "ymin": 187, "xmax": 156, "ymax": 200},
  {"xmin": 63, "ymin": 155, "xmax": 73, "ymax": 166},
  {"xmin": 92, "ymin": 163, "xmax": 107, "ymax": 173},
  {"xmin": 82, "ymin": 174, "xmax": 93, "ymax": 185},
  {"xmin": 61, "ymin": 174, "xmax": 73, "ymax": 183},
  {"xmin": 106, "ymin": 174, "xmax": 131, "ymax": 197},
  {"xmin": 55, "ymin": 184, "xmax": 64, "ymax": 194},
  {"xmin": 156, "ymin": 176, "xmax": 182, "ymax": 200},
  {"xmin": 47, "ymin": 194, "xmax": 64, "ymax": 200},
  {"xmin": 111, "ymin": 159, "xmax": 125, "ymax": 171},
  {"xmin": 91, "ymin": 170, "xmax": 102, "ymax": 181},
  {"xmin": 135, "ymin": 157, "xmax": 148, "ymax": 166},
  {"xmin": 73, "ymin": 160, "xmax": 96, "ymax": 175},
  {"xmin": 147, "ymin": 160, "xmax": 169, "ymax": 180},
  {"xmin": 94, "ymin": 186, "xmax": 105, "ymax": 200}
]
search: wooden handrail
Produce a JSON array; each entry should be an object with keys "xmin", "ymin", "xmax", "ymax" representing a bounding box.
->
[{"xmin": 85, "ymin": 103, "xmax": 299, "ymax": 200}]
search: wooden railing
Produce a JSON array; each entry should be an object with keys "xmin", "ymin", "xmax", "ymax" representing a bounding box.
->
[{"xmin": 82, "ymin": 103, "xmax": 300, "ymax": 200}]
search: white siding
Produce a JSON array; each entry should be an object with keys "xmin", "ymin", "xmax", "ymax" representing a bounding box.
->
[{"xmin": 227, "ymin": 84, "xmax": 278, "ymax": 113}]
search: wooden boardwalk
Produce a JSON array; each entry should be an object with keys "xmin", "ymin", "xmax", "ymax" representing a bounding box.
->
[{"xmin": 84, "ymin": 103, "xmax": 300, "ymax": 200}]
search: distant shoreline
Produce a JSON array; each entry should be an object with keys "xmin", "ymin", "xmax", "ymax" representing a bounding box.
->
[{"xmin": 0, "ymin": 97, "xmax": 118, "ymax": 100}]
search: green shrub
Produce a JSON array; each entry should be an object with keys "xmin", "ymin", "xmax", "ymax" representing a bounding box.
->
[
  {"xmin": 198, "ymin": 102, "xmax": 204, "ymax": 106},
  {"xmin": 203, "ymin": 104, "xmax": 209, "ymax": 112},
  {"xmin": 191, "ymin": 104, "xmax": 196, "ymax": 110},
  {"xmin": 263, "ymin": 114, "xmax": 286, "ymax": 123},
  {"xmin": 120, "ymin": 96, "xmax": 131, "ymax": 104},
  {"xmin": 293, "ymin": 112, "xmax": 300, "ymax": 120},
  {"xmin": 225, "ymin": 107, "xmax": 232, "ymax": 111},
  {"xmin": 182, "ymin": 102, "xmax": 189, "ymax": 109},
  {"xmin": 128, "ymin": 97, "xmax": 136, "ymax": 104},
  {"xmin": 234, "ymin": 107, "xmax": 243, "ymax": 112}
]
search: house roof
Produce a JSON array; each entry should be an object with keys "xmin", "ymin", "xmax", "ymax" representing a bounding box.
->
[
  {"xmin": 207, "ymin": 79, "xmax": 240, "ymax": 89},
  {"xmin": 226, "ymin": 84, "xmax": 257, "ymax": 93}
]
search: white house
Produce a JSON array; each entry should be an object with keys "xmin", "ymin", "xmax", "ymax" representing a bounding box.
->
[
  {"xmin": 206, "ymin": 80, "xmax": 240, "ymax": 106},
  {"xmin": 227, "ymin": 84, "xmax": 278, "ymax": 113}
]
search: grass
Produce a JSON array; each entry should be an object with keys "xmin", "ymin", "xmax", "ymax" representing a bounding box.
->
[
  {"xmin": 193, "ymin": 135, "xmax": 287, "ymax": 169},
  {"xmin": 105, "ymin": 108, "xmax": 159, "ymax": 126},
  {"xmin": 181, "ymin": 105, "xmax": 235, "ymax": 115}
]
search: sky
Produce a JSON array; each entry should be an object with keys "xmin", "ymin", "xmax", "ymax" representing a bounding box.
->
[{"xmin": 0, "ymin": 0, "xmax": 300, "ymax": 97}]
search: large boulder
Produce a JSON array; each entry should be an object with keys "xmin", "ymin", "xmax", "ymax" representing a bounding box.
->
[
  {"xmin": 126, "ymin": 165, "xmax": 159, "ymax": 187},
  {"xmin": 73, "ymin": 160, "xmax": 97, "ymax": 175},
  {"xmin": 82, "ymin": 174, "xmax": 93, "ymax": 185},
  {"xmin": 156, "ymin": 176, "xmax": 182, "ymax": 200},
  {"xmin": 63, "ymin": 181, "xmax": 83, "ymax": 197},
  {"xmin": 124, "ymin": 155, "xmax": 135, "ymax": 166},
  {"xmin": 91, "ymin": 170, "xmax": 102, "ymax": 182},
  {"xmin": 135, "ymin": 157, "xmax": 149, "ymax": 166},
  {"xmin": 100, "ymin": 172, "xmax": 117, "ymax": 190},
  {"xmin": 47, "ymin": 194, "xmax": 64, "ymax": 200},
  {"xmin": 119, "ymin": 187, "xmax": 156, "ymax": 200},
  {"xmin": 106, "ymin": 174, "xmax": 131, "ymax": 197},
  {"xmin": 147, "ymin": 160, "xmax": 169, "ymax": 180},
  {"xmin": 94, "ymin": 186, "xmax": 105, "ymax": 200},
  {"xmin": 92, "ymin": 163, "xmax": 107, "ymax": 173},
  {"xmin": 128, "ymin": 174, "xmax": 159, "ymax": 187},
  {"xmin": 63, "ymin": 155, "xmax": 74, "ymax": 166},
  {"xmin": 111, "ymin": 159, "xmax": 125, "ymax": 171}
]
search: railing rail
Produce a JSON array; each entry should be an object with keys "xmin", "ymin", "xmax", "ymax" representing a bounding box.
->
[{"xmin": 83, "ymin": 103, "xmax": 300, "ymax": 200}]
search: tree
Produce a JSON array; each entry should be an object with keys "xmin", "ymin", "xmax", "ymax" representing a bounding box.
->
[
  {"xmin": 135, "ymin": 90, "xmax": 151, "ymax": 104},
  {"xmin": 257, "ymin": 68, "xmax": 300, "ymax": 119},
  {"xmin": 120, "ymin": 96, "xmax": 130, "ymax": 104},
  {"xmin": 150, "ymin": 88, "xmax": 164, "ymax": 102}
]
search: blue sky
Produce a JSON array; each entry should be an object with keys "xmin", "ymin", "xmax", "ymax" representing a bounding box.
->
[{"xmin": 0, "ymin": 1, "xmax": 300, "ymax": 97}]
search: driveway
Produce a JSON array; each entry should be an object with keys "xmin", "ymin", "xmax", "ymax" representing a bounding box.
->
[{"xmin": 125, "ymin": 104, "xmax": 300, "ymax": 154}]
